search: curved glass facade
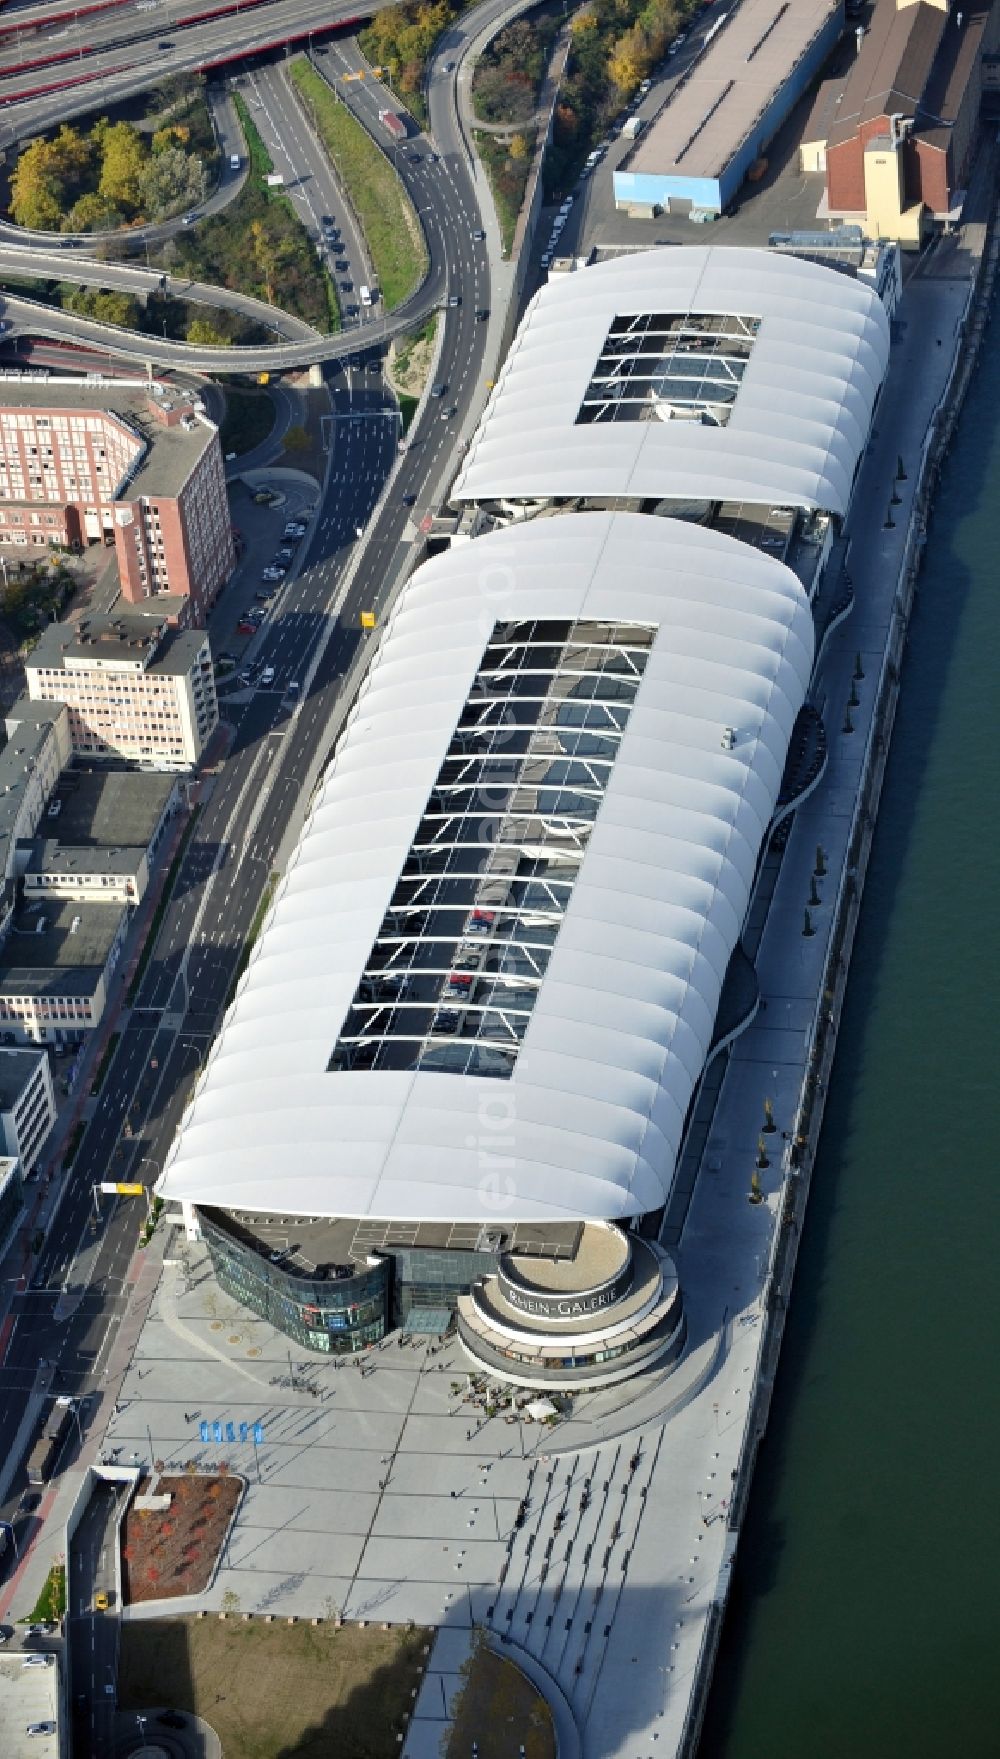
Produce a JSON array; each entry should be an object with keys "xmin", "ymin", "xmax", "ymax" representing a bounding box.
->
[{"xmin": 200, "ymin": 1211, "xmax": 389, "ymax": 1354}]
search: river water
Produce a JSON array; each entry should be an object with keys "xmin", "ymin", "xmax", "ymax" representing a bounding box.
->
[{"xmin": 699, "ymin": 318, "xmax": 1000, "ymax": 1759}]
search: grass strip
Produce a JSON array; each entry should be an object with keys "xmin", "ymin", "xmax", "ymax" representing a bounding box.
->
[
  {"xmin": 62, "ymin": 1121, "xmax": 85, "ymax": 1172},
  {"xmin": 473, "ymin": 131, "xmax": 534, "ymax": 256},
  {"xmin": 226, "ymin": 872, "xmax": 279, "ymax": 1007},
  {"xmin": 397, "ymin": 393, "xmax": 419, "ymax": 433},
  {"xmin": 23, "ymin": 1565, "xmax": 66, "ymax": 1624},
  {"xmin": 90, "ymin": 1030, "xmax": 121, "ymax": 1096},
  {"xmin": 127, "ymin": 807, "xmax": 201, "ymax": 1005},
  {"xmin": 287, "ymin": 59, "xmax": 427, "ymax": 311}
]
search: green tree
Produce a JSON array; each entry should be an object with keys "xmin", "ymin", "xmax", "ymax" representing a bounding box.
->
[
  {"xmin": 66, "ymin": 286, "xmax": 141, "ymax": 328},
  {"xmin": 140, "ymin": 146, "xmax": 207, "ymax": 220},
  {"xmin": 186, "ymin": 318, "xmax": 231, "ymax": 346},
  {"xmin": 65, "ymin": 191, "xmax": 120, "ymax": 233}
]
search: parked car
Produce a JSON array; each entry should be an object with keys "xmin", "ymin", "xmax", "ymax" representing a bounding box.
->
[
  {"xmin": 93, "ymin": 1591, "xmax": 109, "ymax": 1612},
  {"xmin": 27, "ymin": 1724, "xmax": 58, "ymax": 1737},
  {"xmin": 276, "ymin": 546, "xmax": 294, "ymax": 561}
]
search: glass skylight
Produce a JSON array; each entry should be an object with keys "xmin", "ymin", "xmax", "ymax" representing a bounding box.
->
[{"xmin": 330, "ymin": 617, "xmax": 655, "ymax": 1079}]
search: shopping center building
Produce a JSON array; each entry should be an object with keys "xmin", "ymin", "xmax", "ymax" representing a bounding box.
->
[{"xmin": 157, "ymin": 248, "xmax": 891, "ymax": 1389}]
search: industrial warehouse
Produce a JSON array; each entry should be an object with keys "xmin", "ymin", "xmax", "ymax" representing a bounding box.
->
[
  {"xmin": 157, "ymin": 248, "xmax": 891, "ymax": 1390},
  {"xmin": 613, "ymin": 0, "xmax": 845, "ymax": 216}
]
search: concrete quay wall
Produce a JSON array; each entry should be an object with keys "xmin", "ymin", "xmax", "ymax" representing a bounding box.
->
[{"xmin": 675, "ymin": 201, "xmax": 1000, "ymax": 1759}]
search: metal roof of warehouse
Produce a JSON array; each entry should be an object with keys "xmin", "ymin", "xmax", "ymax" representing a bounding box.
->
[
  {"xmin": 625, "ymin": 0, "xmax": 842, "ymax": 181},
  {"xmin": 158, "ymin": 512, "xmax": 814, "ymax": 1225},
  {"xmin": 451, "ymin": 248, "xmax": 890, "ymax": 517}
]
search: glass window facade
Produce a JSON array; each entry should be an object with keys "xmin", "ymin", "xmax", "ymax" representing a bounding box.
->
[
  {"xmin": 0, "ymin": 1163, "xmax": 24, "ymax": 1253},
  {"xmin": 200, "ymin": 1211, "xmax": 390, "ymax": 1354},
  {"xmin": 391, "ymin": 1244, "xmax": 501, "ymax": 1323}
]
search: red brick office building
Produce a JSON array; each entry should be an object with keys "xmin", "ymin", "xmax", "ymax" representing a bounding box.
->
[{"xmin": 0, "ymin": 379, "xmax": 235, "ymax": 624}]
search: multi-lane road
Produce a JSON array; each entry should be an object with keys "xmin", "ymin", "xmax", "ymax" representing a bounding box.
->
[
  {"xmin": 0, "ymin": 0, "xmax": 384, "ymax": 143},
  {"xmin": 0, "ymin": 25, "xmax": 496, "ymax": 1668},
  {"xmin": 67, "ymin": 1479, "xmax": 124, "ymax": 1756}
]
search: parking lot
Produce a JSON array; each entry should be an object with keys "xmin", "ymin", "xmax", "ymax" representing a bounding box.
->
[{"xmin": 213, "ymin": 475, "xmax": 319, "ymax": 699}]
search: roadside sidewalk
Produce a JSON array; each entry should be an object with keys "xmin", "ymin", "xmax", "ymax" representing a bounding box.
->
[
  {"xmin": 0, "ymin": 1227, "xmax": 171, "ymax": 1623},
  {"xmin": 0, "ymin": 727, "xmax": 232, "ymax": 1346}
]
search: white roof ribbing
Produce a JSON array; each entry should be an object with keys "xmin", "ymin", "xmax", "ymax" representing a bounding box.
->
[
  {"xmin": 452, "ymin": 247, "xmax": 890, "ymax": 517},
  {"xmin": 158, "ymin": 513, "xmax": 814, "ymax": 1224}
]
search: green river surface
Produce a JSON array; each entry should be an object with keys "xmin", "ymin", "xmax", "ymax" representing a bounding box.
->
[{"xmin": 698, "ymin": 324, "xmax": 1000, "ymax": 1759}]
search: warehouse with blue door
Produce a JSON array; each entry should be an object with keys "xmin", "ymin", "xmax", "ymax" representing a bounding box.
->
[{"xmin": 614, "ymin": 0, "xmax": 844, "ymax": 217}]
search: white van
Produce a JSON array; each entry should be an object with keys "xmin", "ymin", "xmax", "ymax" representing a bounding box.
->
[
  {"xmin": 230, "ymin": 153, "xmax": 241, "ymax": 171},
  {"xmin": 359, "ymin": 284, "xmax": 373, "ymax": 307}
]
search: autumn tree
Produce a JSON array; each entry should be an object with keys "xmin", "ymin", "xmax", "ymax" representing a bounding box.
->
[
  {"xmin": 10, "ymin": 126, "xmax": 93, "ymax": 230},
  {"xmin": 509, "ymin": 133, "xmax": 530, "ymax": 161},
  {"xmin": 152, "ymin": 123, "xmax": 191, "ymax": 152},
  {"xmin": 609, "ymin": 33, "xmax": 646, "ymax": 93},
  {"xmin": 9, "ymin": 142, "xmax": 64, "ymax": 230},
  {"xmin": 98, "ymin": 122, "xmax": 148, "ymax": 214}
]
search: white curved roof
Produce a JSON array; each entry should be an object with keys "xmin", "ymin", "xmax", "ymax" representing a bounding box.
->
[
  {"xmin": 158, "ymin": 513, "xmax": 814, "ymax": 1224},
  {"xmin": 453, "ymin": 247, "xmax": 890, "ymax": 517}
]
